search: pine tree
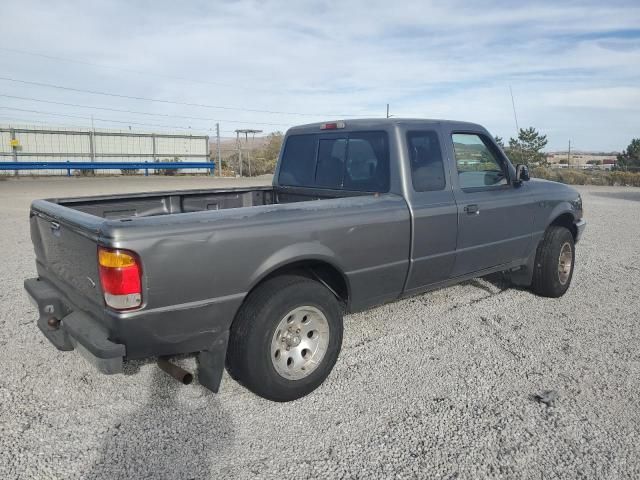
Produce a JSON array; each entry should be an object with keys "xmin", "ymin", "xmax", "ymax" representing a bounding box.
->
[{"xmin": 507, "ymin": 127, "xmax": 548, "ymax": 166}]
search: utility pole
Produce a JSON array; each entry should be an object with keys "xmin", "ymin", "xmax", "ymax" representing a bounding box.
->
[
  {"xmin": 215, "ymin": 123, "xmax": 221, "ymax": 176},
  {"xmin": 568, "ymin": 140, "xmax": 571, "ymax": 168},
  {"xmin": 386, "ymin": 103, "xmax": 390, "ymax": 118},
  {"xmin": 234, "ymin": 129, "xmax": 263, "ymax": 177}
]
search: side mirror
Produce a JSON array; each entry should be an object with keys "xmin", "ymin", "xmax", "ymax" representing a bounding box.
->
[{"xmin": 515, "ymin": 164, "xmax": 530, "ymax": 183}]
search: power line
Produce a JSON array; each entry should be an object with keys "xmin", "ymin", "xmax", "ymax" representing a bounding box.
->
[
  {"xmin": 0, "ymin": 47, "xmax": 276, "ymax": 94},
  {"xmin": 0, "ymin": 94, "xmax": 291, "ymax": 127},
  {"xmin": 0, "ymin": 76, "xmax": 370, "ymax": 117},
  {"xmin": 0, "ymin": 106, "xmax": 238, "ymax": 134},
  {"xmin": 0, "ymin": 115, "xmax": 94, "ymax": 130},
  {"xmin": 0, "ymin": 114, "xmax": 243, "ymax": 139}
]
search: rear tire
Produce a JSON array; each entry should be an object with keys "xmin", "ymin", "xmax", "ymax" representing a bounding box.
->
[
  {"xmin": 226, "ymin": 274, "xmax": 343, "ymax": 402},
  {"xmin": 531, "ymin": 226, "xmax": 575, "ymax": 298}
]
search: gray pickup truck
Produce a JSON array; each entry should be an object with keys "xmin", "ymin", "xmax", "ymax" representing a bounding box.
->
[{"xmin": 25, "ymin": 119, "xmax": 585, "ymax": 401}]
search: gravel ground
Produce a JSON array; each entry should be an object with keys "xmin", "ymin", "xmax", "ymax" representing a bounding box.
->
[{"xmin": 0, "ymin": 176, "xmax": 639, "ymax": 479}]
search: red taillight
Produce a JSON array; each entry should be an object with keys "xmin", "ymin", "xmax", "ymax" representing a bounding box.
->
[
  {"xmin": 98, "ymin": 247, "xmax": 142, "ymax": 310},
  {"xmin": 320, "ymin": 121, "xmax": 345, "ymax": 130}
]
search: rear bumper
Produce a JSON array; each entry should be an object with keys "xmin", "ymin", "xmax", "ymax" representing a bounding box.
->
[
  {"xmin": 575, "ymin": 218, "xmax": 586, "ymax": 243},
  {"xmin": 24, "ymin": 278, "xmax": 125, "ymax": 374}
]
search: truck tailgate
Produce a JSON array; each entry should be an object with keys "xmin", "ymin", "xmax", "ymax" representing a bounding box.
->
[{"xmin": 30, "ymin": 205, "xmax": 104, "ymax": 308}]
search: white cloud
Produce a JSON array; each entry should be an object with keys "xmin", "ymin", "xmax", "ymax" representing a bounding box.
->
[{"xmin": 0, "ymin": 0, "xmax": 638, "ymax": 149}]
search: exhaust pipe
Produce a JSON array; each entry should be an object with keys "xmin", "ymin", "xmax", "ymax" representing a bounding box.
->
[{"xmin": 157, "ymin": 357, "xmax": 193, "ymax": 385}]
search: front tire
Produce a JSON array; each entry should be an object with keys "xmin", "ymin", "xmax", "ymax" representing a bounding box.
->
[
  {"xmin": 226, "ymin": 274, "xmax": 343, "ymax": 402},
  {"xmin": 531, "ymin": 226, "xmax": 575, "ymax": 298}
]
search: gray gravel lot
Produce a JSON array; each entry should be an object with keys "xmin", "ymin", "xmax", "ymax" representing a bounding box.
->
[{"xmin": 1, "ymin": 176, "xmax": 639, "ymax": 479}]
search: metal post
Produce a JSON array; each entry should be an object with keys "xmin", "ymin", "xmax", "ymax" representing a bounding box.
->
[
  {"xmin": 90, "ymin": 116, "xmax": 96, "ymax": 163},
  {"xmin": 10, "ymin": 128, "xmax": 17, "ymax": 176},
  {"xmin": 386, "ymin": 103, "xmax": 390, "ymax": 118},
  {"xmin": 236, "ymin": 131, "xmax": 242, "ymax": 177},
  {"xmin": 216, "ymin": 123, "xmax": 221, "ymax": 176},
  {"xmin": 206, "ymin": 135, "xmax": 213, "ymax": 176},
  {"xmin": 152, "ymin": 134, "xmax": 157, "ymax": 163},
  {"xmin": 145, "ymin": 160, "xmax": 149, "ymax": 177},
  {"xmin": 234, "ymin": 129, "xmax": 262, "ymax": 177}
]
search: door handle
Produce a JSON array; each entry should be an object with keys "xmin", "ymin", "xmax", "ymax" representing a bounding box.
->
[{"xmin": 464, "ymin": 204, "xmax": 479, "ymax": 215}]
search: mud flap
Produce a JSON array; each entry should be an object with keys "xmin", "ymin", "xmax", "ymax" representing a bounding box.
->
[
  {"xmin": 197, "ymin": 330, "xmax": 229, "ymax": 393},
  {"xmin": 508, "ymin": 248, "xmax": 537, "ymax": 287}
]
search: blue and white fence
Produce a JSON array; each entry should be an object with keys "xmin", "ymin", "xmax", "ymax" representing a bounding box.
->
[{"xmin": 1, "ymin": 127, "xmax": 213, "ymax": 176}]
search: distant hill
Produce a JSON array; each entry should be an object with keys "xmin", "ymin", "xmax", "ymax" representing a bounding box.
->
[{"xmin": 211, "ymin": 136, "xmax": 271, "ymax": 154}]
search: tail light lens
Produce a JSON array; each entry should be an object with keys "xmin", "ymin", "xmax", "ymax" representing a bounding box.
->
[
  {"xmin": 98, "ymin": 247, "xmax": 142, "ymax": 310},
  {"xmin": 320, "ymin": 121, "xmax": 345, "ymax": 130}
]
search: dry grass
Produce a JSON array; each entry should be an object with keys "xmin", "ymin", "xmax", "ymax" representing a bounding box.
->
[{"xmin": 532, "ymin": 167, "xmax": 640, "ymax": 187}]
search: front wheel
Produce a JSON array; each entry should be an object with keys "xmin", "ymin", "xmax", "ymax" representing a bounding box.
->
[
  {"xmin": 226, "ymin": 274, "xmax": 343, "ymax": 402},
  {"xmin": 531, "ymin": 226, "xmax": 576, "ymax": 298}
]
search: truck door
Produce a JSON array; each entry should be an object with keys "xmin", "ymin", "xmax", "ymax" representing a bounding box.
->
[
  {"xmin": 445, "ymin": 130, "xmax": 535, "ymax": 276},
  {"xmin": 403, "ymin": 129, "xmax": 458, "ymax": 294}
]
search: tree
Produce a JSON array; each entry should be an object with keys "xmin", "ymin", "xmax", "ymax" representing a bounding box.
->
[
  {"xmin": 494, "ymin": 136, "xmax": 505, "ymax": 149},
  {"xmin": 506, "ymin": 127, "xmax": 548, "ymax": 166},
  {"xmin": 617, "ymin": 138, "xmax": 640, "ymax": 169}
]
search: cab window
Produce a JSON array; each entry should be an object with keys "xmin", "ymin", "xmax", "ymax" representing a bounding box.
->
[
  {"xmin": 452, "ymin": 133, "xmax": 508, "ymax": 189},
  {"xmin": 279, "ymin": 131, "xmax": 389, "ymax": 192}
]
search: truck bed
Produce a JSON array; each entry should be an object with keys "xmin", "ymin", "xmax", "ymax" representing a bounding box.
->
[
  {"xmin": 29, "ymin": 183, "xmax": 411, "ymax": 360},
  {"xmin": 51, "ymin": 186, "xmax": 367, "ymax": 220}
]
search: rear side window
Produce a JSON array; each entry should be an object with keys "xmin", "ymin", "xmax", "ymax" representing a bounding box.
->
[
  {"xmin": 278, "ymin": 134, "xmax": 317, "ymax": 187},
  {"xmin": 343, "ymin": 132, "xmax": 390, "ymax": 192},
  {"xmin": 407, "ymin": 131, "xmax": 446, "ymax": 192},
  {"xmin": 279, "ymin": 131, "xmax": 389, "ymax": 192},
  {"xmin": 316, "ymin": 138, "xmax": 347, "ymax": 188}
]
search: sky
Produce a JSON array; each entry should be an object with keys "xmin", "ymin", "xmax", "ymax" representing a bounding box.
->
[{"xmin": 0, "ymin": 0, "xmax": 639, "ymax": 151}]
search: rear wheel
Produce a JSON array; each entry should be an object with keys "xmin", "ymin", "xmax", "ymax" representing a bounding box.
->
[
  {"xmin": 531, "ymin": 226, "xmax": 575, "ymax": 298},
  {"xmin": 226, "ymin": 274, "xmax": 343, "ymax": 402}
]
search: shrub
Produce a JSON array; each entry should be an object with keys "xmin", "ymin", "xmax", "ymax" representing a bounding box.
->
[
  {"xmin": 556, "ymin": 170, "xmax": 588, "ymax": 185},
  {"xmin": 585, "ymin": 173, "xmax": 611, "ymax": 186},
  {"xmin": 530, "ymin": 166, "xmax": 558, "ymax": 182},
  {"xmin": 530, "ymin": 167, "xmax": 640, "ymax": 187},
  {"xmin": 154, "ymin": 157, "xmax": 181, "ymax": 176}
]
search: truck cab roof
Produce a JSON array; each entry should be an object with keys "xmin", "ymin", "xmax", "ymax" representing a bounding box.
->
[{"xmin": 287, "ymin": 118, "xmax": 486, "ymax": 134}]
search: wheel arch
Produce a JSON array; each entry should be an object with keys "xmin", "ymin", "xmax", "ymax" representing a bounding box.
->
[
  {"xmin": 511, "ymin": 208, "xmax": 577, "ymax": 288},
  {"xmin": 245, "ymin": 244, "xmax": 351, "ymax": 310},
  {"xmin": 548, "ymin": 211, "xmax": 578, "ymax": 241}
]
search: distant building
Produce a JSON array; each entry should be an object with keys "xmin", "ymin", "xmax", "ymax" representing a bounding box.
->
[{"xmin": 546, "ymin": 151, "xmax": 617, "ymax": 169}]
